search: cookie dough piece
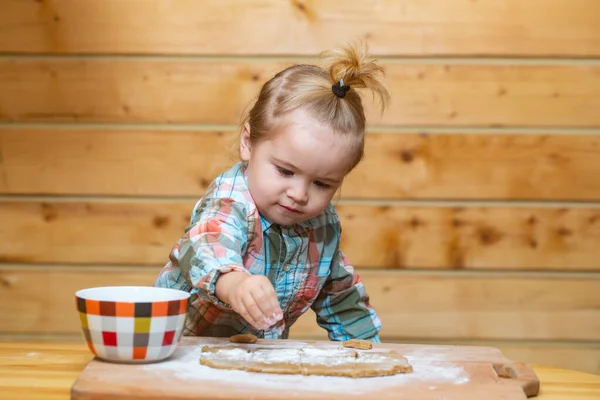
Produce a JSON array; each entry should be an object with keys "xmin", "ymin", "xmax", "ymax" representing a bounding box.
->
[
  {"xmin": 300, "ymin": 347, "xmax": 358, "ymax": 377},
  {"xmin": 199, "ymin": 345, "xmax": 413, "ymax": 377},
  {"xmin": 199, "ymin": 346, "xmax": 252, "ymax": 371},
  {"xmin": 230, "ymin": 333, "xmax": 259, "ymax": 343},
  {"xmin": 343, "ymin": 339, "xmax": 373, "ymax": 350},
  {"xmin": 201, "ymin": 358, "xmax": 249, "ymax": 372},
  {"xmin": 353, "ymin": 351, "xmax": 413, "ymax": 376},
  {"xmin": 248, "ymin": 349, "xmax": 303, "ymax": 375},
  {"xmin": 302, "ymin": 362, "xmax": 357, "ymax": 377}
]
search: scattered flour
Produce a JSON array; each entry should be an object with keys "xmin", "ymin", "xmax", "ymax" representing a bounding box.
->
[
  {"xmin": 404, "ymin": 348, "xmax": 454, "ymax": 363},
  {"xmin": 202, "ymin": 347, "xmax": 360, "ymax": 365},
  {"xmin": 141, "ymin": 343, "xmax": 469, "ymax": 394}
]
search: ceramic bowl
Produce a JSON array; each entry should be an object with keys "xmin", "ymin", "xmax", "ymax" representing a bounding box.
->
[{"xmin": 75, "ymin": 286, "xmax": 190, "ymax": 363}]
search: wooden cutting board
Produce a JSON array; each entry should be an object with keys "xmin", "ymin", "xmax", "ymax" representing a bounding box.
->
[{"xmin": 71, "ymin": 337, "xmax": 540, "ymax": 400}]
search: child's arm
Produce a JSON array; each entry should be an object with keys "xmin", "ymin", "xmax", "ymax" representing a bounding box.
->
[
  {"xmin": 155, "ymin": 197, "xmax": 281, "ymax": 330},
  {"xmin": 310, "ymin": 249, "xmax": 382, "ymax": 342}
]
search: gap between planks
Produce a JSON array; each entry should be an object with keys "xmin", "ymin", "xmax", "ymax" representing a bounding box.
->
[
  {"xmin": 1, "ymin": 195, "xmax": 600, "ymax": 209},
  {"xmin": 1, "ymin": 263, "xmax": 600, "ymax": 279},
  {"xmin": 1, "ymin": 123, "xmax": 600, "ymax": 135},
  {"xmin": 1, "ymin": 53, "xmax": 600, "ymax": 65}
]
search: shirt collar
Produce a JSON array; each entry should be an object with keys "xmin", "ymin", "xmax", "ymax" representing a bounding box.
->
[{"xmin": 260, "ymin": 214, "xmax": 313, "ymax": 235}]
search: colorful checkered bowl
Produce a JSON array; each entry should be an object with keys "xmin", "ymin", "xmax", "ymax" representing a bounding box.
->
[{"xmin": 75, "ymin": 286, "xmax": 190, "ymax": 363}]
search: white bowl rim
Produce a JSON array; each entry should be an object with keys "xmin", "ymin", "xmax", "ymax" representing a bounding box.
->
[{"xmin": 75, "ymin": 286, "xmax": 190, "ymax": 302}]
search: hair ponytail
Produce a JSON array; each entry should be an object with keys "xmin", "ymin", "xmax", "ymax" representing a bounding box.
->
[
  {"xmin": 322, "ymin": 42, "xmax": 390, "ymax": 114},
  {"xmin": 242, "ymin": 41, "xmax": 390, "ymax": 172}
]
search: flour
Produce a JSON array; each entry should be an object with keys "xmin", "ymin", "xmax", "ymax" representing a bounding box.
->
[
  {"xmin": 300, "ymin": 347, "xmax": 360, "ymax": 366},
  {"xmin": 202, "ymin": 346, "xmax": 392, "ymax": 366},
  {"xmin": 142, "ymin": 343, "xmax": 469, "ymax": 394},
  {"xmin": 201, "ymin": 348, "xmax": 253, "ymax": 361},
  {"xmin": 404, "ymin": 347, "xmax": 459, "ymax": 363},
  {"xmin": 252, "ymin": 348, "xmax": 302, "ymax": 363}
]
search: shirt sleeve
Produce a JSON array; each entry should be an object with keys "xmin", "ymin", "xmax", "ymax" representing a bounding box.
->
[
  {"xmin": 310, "ymin": 248, "xmax": 382, "ymax": 342},
  {"xmin": 154, "ymin": 196, "xmax": 250, "ymax": 309}
]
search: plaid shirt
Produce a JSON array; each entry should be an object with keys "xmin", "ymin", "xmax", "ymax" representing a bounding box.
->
[{"xmin": 154, "ymin": 162, "xmax": 381, "ymax": 341}]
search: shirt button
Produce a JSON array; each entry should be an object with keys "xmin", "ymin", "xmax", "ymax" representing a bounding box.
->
[{"xmin": 283, "ymin": 265, "xmax": 290, "ymax": 272}]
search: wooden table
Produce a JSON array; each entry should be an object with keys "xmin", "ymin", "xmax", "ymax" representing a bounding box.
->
[{"xmin": 1, "ymin": 341, "xmax": 599, "ymax": 399}]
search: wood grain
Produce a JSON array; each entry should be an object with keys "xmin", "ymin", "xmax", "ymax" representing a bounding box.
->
[
  {"xmin": 2, "ymin": 128, "xmax": 600, "ymax": 200},
  {"xmin": 0, "ymin": 342, "xmax": 94, "ymax": 400},
  {"xmin": 0, "ymin": 266, "xmax": 598, "ymax": 341},
  {"xmin": 2, "ymin": 335, "xmax": 597, "ymax": 375},
  {"xmin": 0, "ymin": 128, "xmax": 238, "ymax": 197},
  {"xmin": 1, "ymin": 60, "xmax": 599, "ymax": 127},
  {"xmin": 492, "ymin": 344, "xmax": 600, "ymax": 376},
  {"xmin": 292, "ymin": 272, "xmax": 600, "ymax": 341},
  {"xmin": 70, "ymin": 337, "xmax": 539, "ymax": 399},
  {"xmin": 0, "ymin": 129, "xmax": 237, "ymax": 197},
  {"xmin": 338, "ymin": 205, "xmax": 600, "ymax": 270},
  {"xmin": 0, "ymin": 0, "xmax": 598, "ymax": 387},
  {"xmin": 2, "ymin": 343, "xmax": 600, "ymax": 400},
  {"xmin": 1, "ymin": 200, "xmax": 600, "ymax": 270},
  {"xmin": 1, "ymin": 0, "xmax": 599, "ymax": 56}
]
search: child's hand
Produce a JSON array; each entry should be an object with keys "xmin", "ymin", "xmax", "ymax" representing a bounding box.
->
[{"xmin": 215, "ymin": 272, "xmax": 283, "ymax": 331}]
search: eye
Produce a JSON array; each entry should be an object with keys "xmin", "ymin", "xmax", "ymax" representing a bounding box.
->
[
  {"xmin": 276, "ymin": 166, "xmax": 294, "ymax": 176},
  {"xmin": 313, "ymin": 181, "xmax": 331, "ymax": 190}
]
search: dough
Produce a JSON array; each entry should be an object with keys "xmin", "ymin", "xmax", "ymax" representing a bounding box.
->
[
  {"xmin": 343, "ymin": 339, "xmax": 373, "ymax": 350},
  {"xmin": 199, "ymin": 345, "xmax": 412, "ymax": 378},
  {"xmin": 229, "ymin": 333, "xmax": 259, "ymax": 344}
]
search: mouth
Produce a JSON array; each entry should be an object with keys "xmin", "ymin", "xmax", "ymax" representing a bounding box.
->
[{"xmin": 278, "ymin": 204, "xmax": 302, "ymax": 214}]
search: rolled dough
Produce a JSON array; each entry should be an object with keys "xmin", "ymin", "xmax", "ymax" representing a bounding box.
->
[{"xmin": 199, "ymin": 345, "xmax": 413, "ymax": 378}]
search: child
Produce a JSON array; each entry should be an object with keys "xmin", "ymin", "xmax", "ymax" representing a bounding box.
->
[{"xmin": 154, "ymin": 42, "xmax": 390, "ymax": 342}]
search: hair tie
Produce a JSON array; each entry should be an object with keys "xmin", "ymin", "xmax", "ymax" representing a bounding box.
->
[{"xmin": 332, "ymin": 78, "xmax": 350, "ymax": 98}]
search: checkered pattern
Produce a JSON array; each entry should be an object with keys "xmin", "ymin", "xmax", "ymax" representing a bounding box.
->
[
  {"xmin": 76, "ymin": 297, "xmax": 187, "ymax": 362},
  {"xmin": 155, "ymin": 161, "xmax": 382, "ymax": 342}
]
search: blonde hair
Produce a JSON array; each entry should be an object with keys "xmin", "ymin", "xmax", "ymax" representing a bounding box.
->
[{"xmin": 242, "ymin": 42, "xmax": 390, "ymax": 172}]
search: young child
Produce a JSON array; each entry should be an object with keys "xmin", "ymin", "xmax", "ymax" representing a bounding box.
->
[{"xmin": 154, "ymin": 42, "xmax": 390, "ymax": 342}]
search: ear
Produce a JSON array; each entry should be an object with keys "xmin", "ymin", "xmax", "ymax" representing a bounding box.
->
[{"xmin": 239, "ymin": 122, "xmax": 252, "ymax": 161}]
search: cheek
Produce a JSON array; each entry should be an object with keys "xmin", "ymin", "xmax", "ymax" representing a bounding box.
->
[
  {"xmin": 258, "ymin": 160, "xmax": 276, "ymax": 178},
  {"xmin": 310, "ymin": 188, "xmax": 336, "ymax": 206},
  {"xmin": 254, "ymin": 166, "xmax": 282, "ymax": 191},
  {"xmin": 259, "ymin": 166, "xmax": 278, "ymax": 185},
  {"xmin": 250, "ymin": 160, "xmax": 271, "ymax": 180}
]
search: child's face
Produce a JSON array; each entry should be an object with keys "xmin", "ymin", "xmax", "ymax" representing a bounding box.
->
[{"xmin": 240, "ymin": 108, "xmax": 357, "ymax": 226}]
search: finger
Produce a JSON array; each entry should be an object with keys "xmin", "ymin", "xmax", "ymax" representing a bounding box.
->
[
  {"xmin": 243, "ymin": 293, "xmax": 270, "ymax": 329},
  {"xmin": 236, "ymin": 302, "xmax": 264, "ymax": 331},
  {"xmin": 250, "ymin": 289, "xmax": 282, "ymax": 329},
  {"xmin": 257, "ymin": 283, "xmax": 283, "ymax": 321},
  {"xmin": 250, "ymin": 286, "xmax": 276, "ymax": 318}
]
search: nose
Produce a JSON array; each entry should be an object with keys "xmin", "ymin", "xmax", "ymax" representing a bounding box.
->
[{"xmin": 286, "ymin": 180, "xmax": 309, "ymax": 205}]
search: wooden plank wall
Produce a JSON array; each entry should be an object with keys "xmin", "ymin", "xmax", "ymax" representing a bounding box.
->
[{"xmin": 1, "ymin": 0, "xmax": 599, "ymax": 374}]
